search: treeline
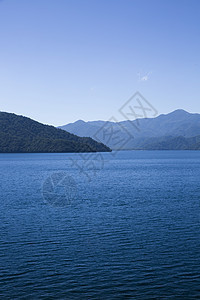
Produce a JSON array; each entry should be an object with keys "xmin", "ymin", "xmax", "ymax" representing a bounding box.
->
[
  {"xmin": 0, "ymin": 112, "xmax": 111, "ymax": 153},
  {"xmin": 133, "ymin": 135, "xmax": 200, "ymax": 150}
]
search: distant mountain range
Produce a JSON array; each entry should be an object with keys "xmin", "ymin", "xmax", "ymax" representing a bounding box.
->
[
  {"xmin": 59, "ymin": 110, "xmax": 200, "ymax": 150},
  {"xmin": 0, "ymin": 112, "xmax": 111, "ymax": 153}
]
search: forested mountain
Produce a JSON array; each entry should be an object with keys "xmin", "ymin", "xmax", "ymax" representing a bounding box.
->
[
  {"xmin": 59, "ymin": 110, "xmax": 200, "ymax": 150},
  {"xmin": 0, "ymin": 112, "xmax": 111, "ymax": 153},
  {"xmin": 127, "ymin": 135, "xmax": 200, "ymax": 150}
]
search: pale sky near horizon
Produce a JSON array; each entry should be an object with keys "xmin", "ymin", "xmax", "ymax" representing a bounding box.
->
[{"xmin": 0, "ymin": 0, "xmax": 199, "ymax": 126}]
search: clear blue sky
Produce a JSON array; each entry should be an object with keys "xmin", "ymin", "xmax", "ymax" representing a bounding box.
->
[{"xmin": 0, "ymin": 0, "xmax": 199, "ymax": 125}]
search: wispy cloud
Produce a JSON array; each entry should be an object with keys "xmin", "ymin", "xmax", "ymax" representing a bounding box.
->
[
  {"xmin": 90, "ymin": 86, "xmax": 96, "ymax": 93},
  {"xmin": 137, "ymin": 71, "xmax": 152, "ymax": 82}
]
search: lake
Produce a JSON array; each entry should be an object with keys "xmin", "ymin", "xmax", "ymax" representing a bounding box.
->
[{"xmin": 0, "ymin": 151, "xmax": 200, "ymax": 299}]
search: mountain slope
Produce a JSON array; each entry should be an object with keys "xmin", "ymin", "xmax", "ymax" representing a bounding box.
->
[
  {"xmin": 59, "ymin": 110, "xmax": 200, "ymax": 150},
  {"xmin": 60, "ymin": 120, "xmax": 101, "ymax": 138},
  {"xmin": 0, "ymin": 112, "xmax": 111, "ymax": 153},
  {"xmin": 127, "ymin": 135, "xmax": 200, "ymax": 150}
]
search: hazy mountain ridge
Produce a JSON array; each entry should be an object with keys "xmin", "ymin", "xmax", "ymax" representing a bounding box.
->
[
  {"xmin": 0, "ymin": 112, "xmax": 111, "ymax": 153},
  {"xmin": 59, "ymin": 110, "xmax": 200, "ymax": 150},
  {"xmin": 125, "ymin": 135, "xmax": 200, "ymax": 150}
]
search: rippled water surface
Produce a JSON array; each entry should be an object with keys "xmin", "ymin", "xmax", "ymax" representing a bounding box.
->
[{"xmin": 0, "ymin": 151, "xmax": 200, "ymax": 299}]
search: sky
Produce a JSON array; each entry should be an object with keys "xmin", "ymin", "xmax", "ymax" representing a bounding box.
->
[{"xmin": 0, "ymin": 0, "xmax": 200, "ymax": 126}]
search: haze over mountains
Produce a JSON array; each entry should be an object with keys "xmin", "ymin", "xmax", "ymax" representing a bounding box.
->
[
  {"xmin": 1, "ymin": 110, "xmax": 200, "ymax": 153},
  {"xmin": 0, "ymin": 112, "xmax": 111, "ymax": 153},
  {"xmin": 59, "ymin": 110, "xmax": 200, "ymax": 150}
]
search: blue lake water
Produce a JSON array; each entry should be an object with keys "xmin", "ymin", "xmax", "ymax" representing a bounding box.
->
[{"xmin": 0, "ymin": 151, "xmax": 200, "ymax": 299}]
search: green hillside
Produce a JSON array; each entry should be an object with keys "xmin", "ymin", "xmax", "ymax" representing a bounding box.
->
[{"xmin": 0, "ymin": 112, "xmax": 111, "ymax": 153}]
